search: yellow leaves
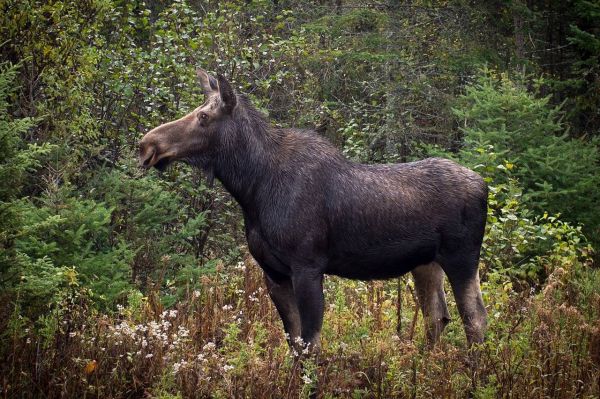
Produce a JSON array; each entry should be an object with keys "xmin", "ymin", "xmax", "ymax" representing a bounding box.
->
[
  {"xmin": 84, "ymin": 360, "xmax": 97, "ymax": 375},
  {"xmin": 64, "ymin": 267, "xmax": 79, "ymax": 287},
  {"xmin": 43, "ymin": 45, "xmax": 54, "ymax": 57}
]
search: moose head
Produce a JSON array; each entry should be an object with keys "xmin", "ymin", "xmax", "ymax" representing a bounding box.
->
[{"xmin": 138, "ymin": 69, "xmax": 237, "ymax": 172}]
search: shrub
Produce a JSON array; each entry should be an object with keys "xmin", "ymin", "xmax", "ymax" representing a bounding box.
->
[{"xmin": 454, "ymin": 67, "xmax": 600, "ymax": 245}]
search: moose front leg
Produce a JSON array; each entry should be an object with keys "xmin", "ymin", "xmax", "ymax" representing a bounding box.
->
[
  {"xmin": 291, "ymin": 271, "xmax": 324, "ymax": 354},
  {"xmin": 264, "ymin": 274, "xmax": 301, "ymax": 347}
]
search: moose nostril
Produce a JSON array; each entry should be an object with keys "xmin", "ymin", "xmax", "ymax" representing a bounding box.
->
[
  {"xmin": 138, "ymin": 141, "xmax": 156, "ymax": 168},
  {"xmin": 141, "ymin": 149, "xmax": 154, "ymax": 166}
]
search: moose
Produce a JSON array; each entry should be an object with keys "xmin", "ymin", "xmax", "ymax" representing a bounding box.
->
[{"xmin": 139, "ymin": 69, "xmax": 488, "ymax": 353}]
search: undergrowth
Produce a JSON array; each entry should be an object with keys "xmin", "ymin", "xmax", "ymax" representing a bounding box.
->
[{"xmin": 1, "ymin": 255, "xmax": 598, "ymax": 398}]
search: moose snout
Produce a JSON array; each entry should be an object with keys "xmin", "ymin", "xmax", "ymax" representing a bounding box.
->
[{"xmin": 138, "ymin": 137, "xmax": 157, "ymax": 169}]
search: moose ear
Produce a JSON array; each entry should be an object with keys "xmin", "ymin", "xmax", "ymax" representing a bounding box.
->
[
  {"xmin": 216, "ymin": 73, "xmax": 237, "ymax": 113},
  {"xmin": 196, "ymin": 68, "xmax": 218, "ymax": 95}
]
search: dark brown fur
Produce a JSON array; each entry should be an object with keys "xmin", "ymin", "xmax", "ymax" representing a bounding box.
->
[{"xmin": 139, "ymin": 69, "xmax": 488, "ymax": 351}]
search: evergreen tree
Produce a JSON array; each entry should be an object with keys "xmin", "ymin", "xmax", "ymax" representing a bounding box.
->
[
  {"xmin": 0, "ymin": 63, "xmax": 52, "ymax": 285},
  {"xmin": 455, "ymin": 68, "xmax": 600, "ymax": 244}
]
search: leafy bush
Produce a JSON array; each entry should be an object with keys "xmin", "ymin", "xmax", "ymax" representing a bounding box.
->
[
  {"xmin": 482, "ymin": 168, "xmax": 592, "ymax": 285},
  {"xmin": 454, "ymin": 68, "xmax": 600, "ymax": 244}
]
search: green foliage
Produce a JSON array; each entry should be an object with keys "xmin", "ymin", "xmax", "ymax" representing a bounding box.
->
[
  {"xmin": 0, "ymin": 64, "xmax": 50, "ymax": 201},
  {"xmin": 1, "ymin": 1, "xmax": 221, "ymax": 317},
  {"xmin": 0, "ymin": 63, "xmax": 55, "ymax": 297},
  {"xmin": 302, "ymin": 3, "xmax": 495, "ymax": 163},
  {"xmin": 455, "ymin": 68, "xmax": 600, "ymax": 244},
  {"xmin": 482, "ymin": 169, "xmax": 591, "ymax": 284},
  {"xmin": 566, "ymin": 8, "xmax": 600, "ymax": 130},
  {"xmin": 14, "ymin": 194, "xmax": 133, "ymax": 309}
]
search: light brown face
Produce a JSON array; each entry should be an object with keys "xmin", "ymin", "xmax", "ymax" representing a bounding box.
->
[{"xmin": 138, "ymin": 69, "xmax": 237, "ymax": 171}]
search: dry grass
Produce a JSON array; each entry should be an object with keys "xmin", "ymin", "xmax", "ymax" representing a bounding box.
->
[{"xmin": 1, "ymin": 256, "xmax": 599, "ymax": 398}]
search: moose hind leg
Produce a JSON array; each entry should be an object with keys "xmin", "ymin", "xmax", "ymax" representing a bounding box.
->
[
  {"xmin": 264, "ymin": 274, "xmax": 301, "ymax": 348},
  {"xmin": 412, "ymin": 262, "xmax": 451, "ymax": 345},
  {"xmin": 442, "ymin": 254, "xmax": 487, "ymax": 346}
]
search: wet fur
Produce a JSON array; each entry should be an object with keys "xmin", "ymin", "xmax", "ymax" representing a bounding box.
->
[
  {"xmin": 191, "ymin": 96, "xmax": 487, "ymax": 284},
  {"xmin": 142, "ymin": 83, "xmax": 489, "ymax": 349}
]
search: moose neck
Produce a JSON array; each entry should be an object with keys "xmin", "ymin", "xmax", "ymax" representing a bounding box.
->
[{"xmin": 211, "ymin": 102, "xmax": 276, "ymax": 214}]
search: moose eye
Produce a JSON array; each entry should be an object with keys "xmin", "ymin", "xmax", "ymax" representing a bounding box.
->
[{"xmin": 198, "ymin": 112, "xmax": 208, "ymax": 121}]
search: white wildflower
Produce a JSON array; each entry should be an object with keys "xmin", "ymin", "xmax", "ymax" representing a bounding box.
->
[
  {"xmin": 177, "ymin": 326, "xmax": 189, "ymax": 338},
  {"xmin": 235, "ymin": 262, "xmax": 246, "ymax": 271},
  {"xmin": 135, "ymin": 324, "xmax": 148, "ymax": 333},
  {"xmin": 302, "ymin": 344, "xmax": 311, "ymax": 355},
  {"xmin": 172, "ymin": 362, "xmax": 181, "ymax": 374},
  {"xmin": 172, "ymin": 360, "xmax": 188, "ymax": 374},
  {"xmin": 203, "ymin": 342, "xmax": 216, "ymax": 351},
  {"xmin": 149, "ymin": 321, "xmax": 159, "ymax": 333}
]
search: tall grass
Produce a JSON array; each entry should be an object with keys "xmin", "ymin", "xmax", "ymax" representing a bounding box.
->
[{"xmin": 1, "ymin": 255, "xmax": 598, "ymax": 398}]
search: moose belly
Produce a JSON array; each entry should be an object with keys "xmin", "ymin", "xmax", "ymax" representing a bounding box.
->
[{"xmin": 325, "ymin": 240, "xmax": 437, "ymax": 280}]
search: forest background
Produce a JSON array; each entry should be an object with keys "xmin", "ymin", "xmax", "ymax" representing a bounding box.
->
[{"xmin": 0, "ymin": 0, "xmax": 599, "ymax": 397}]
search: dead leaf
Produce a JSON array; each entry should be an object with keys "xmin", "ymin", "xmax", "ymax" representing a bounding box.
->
[{"xmin": 84, "ymin": 360, "xmax": 97, "ymax": 375}]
